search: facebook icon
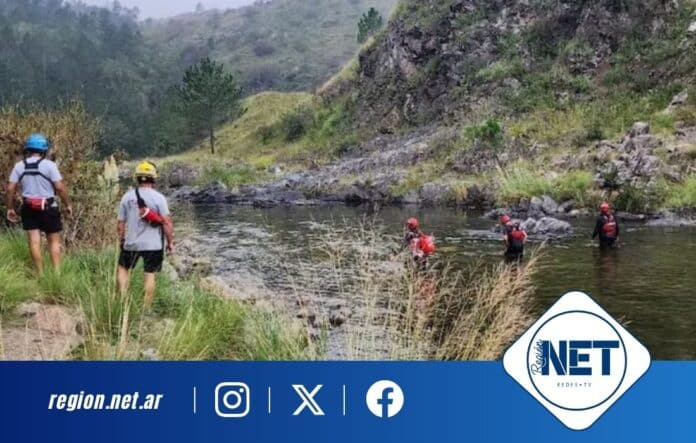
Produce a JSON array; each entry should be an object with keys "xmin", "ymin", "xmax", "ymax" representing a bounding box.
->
[{"xmin": 366, "ymin": 380, "xmax": 404, "ymax": 418}]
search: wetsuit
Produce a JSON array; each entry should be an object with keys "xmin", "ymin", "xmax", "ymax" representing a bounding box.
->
[
  {"xmin": 503, "ymin": 222, "xmax": 527, "ymax": 261},
  {"xmin": 593, "ymin": 213, "xmax": 619, "ymax": 249}
]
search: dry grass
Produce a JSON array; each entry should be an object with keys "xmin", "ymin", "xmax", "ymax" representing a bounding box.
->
[
  {"xmin": 0, "ymin": 101, "xmax": 119, "ymax": 249},
  {"xmin": 284, "ymin": 221, "xmax": 538, "ymax": 360}
]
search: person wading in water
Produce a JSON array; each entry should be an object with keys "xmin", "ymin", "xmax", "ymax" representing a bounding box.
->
[
  {"xmin": 500, "ymin": 214, "xmax": 528, "ymax": 262},
  {"xmin": 592, "ymin": 202, "xmax": 619, "ymax": 249}
]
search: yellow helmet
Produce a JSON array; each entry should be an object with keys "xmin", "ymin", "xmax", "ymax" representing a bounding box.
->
[{"xmin": 135, "ymin": 161, "xmax": 158, "ymax": 179}]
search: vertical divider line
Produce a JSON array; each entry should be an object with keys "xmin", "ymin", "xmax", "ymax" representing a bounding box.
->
[
  {"xmin": 268, "ymin": 387, "xmax": 272, "ymax": 414},
  {"xmin": 342, "ymin": 385, "xmax": 346, "ymax": 416},
  {"xmin": 193, "ymin": 386, "xmax": 197, "ymax": 414}
]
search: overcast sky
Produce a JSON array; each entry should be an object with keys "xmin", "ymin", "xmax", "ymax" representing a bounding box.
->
[{"xmin": 82, "ymin": 0, "xmax": 255, "ymax": 19}]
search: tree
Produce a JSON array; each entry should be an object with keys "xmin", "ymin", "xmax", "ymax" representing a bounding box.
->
[
  {"xmin": 176, "ymin": 58, "xmax": 242, "ymax": 154},
  {"xmin": 357, "ymin": 8, "xmax": 383, "ymax": 44}
]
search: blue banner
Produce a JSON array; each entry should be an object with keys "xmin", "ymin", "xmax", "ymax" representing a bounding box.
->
[{"xmin": 0, "ymin": 361, "xmax": 692, "ymax": 442}]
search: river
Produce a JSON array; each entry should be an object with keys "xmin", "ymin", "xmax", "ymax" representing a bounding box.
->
[{"xmin": 183, "ymin": 204, "xmax": 696, "ymax": 360}]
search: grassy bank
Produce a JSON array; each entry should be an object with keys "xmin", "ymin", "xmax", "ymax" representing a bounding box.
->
[{"xmin": 0, "ymin": 232, "xmax": 316, "ymax": 361}]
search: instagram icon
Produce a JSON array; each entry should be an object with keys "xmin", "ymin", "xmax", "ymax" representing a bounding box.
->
[{"xmin": 215, "ymin": 383, "xmax": 250, "ymax": 418}]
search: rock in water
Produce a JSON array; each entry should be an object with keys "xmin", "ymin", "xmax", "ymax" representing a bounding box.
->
[
  {"xmin": 541, "ymin": 196, "xmax": 559, "ymax": 215},
  {"xmin": 534, "ymin": 217, "xmax": 572, "ymax": 235},
  {"xmin": 520, "ymin": 217, "xmax": 572, "ymax": 236}
]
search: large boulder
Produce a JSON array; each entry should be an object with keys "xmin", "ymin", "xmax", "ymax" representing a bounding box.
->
[
  {"xmin": 541, "ymin": 195, "xmax": 559, "ymax": 214},
  {"xmin": 165, "ymin": 163, "xmax": 199, "ymax": 188},
  {"xmin": 520, "ymin": 217, "xmax": 573, "ymax": 236}
]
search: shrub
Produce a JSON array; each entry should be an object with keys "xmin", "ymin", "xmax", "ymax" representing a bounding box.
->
[
  {"xmin": 0, "ymin": 101, "xmax": 118, "ymax": 249},
  {"xmin": 464, "ymin": 118, "xmax": 504, "ymax": 147},
  {"xmin": 614, "ymin": 181, "xmax": 669, "ymax": 213},
  {"xmin": 280, "ymin": 106, "xmax": 314, "ymax": 142}
]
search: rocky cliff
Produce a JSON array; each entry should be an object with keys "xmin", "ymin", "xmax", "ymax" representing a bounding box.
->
[{"xmin": 324, "ymin": 0, "xmax": 695, "ymax": 132}]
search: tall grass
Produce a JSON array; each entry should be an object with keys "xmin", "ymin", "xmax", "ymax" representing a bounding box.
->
[
  {"xmin": 286, "ymin": 222, "xmax": 538, "ymax": 360},
  {"xmin": 666, "ymin": 176, "xmax": 696, "ymax": 209},
  {"xmin": 496, "ymin": 165, "xmax": 553, "ymax": 204},
  {"xmin": 552, "ymin": 170, "xmax": 595, "ymax": 206},
  {"xmin": 0, "ymin": 232, "xmax": 314, "ymax": 361}
]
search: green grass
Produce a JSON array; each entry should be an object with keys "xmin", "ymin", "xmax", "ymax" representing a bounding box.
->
[
  {"xmin": 198, "ymin": 165, "xmax": 262, "ymax": 189},
  {"xmin": 0, "ymin": 232, "xmax": 316, "ymax": 361},
  {"xmin": 496, "ymin": 166, "xmax": 554, "ymax": 203},
  {"xmin": 552, "ymin": 171, "xmax": 595, "ymax": 206},
  {"xmin": 666, "ymin": 176, "xmax": 696, "ymax": 209}
]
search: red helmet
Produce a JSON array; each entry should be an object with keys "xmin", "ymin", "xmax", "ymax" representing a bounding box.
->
[
  {"xmin": 600, "ymin": 202, "xmax": 610, "ymax": 214},
  {"xmin": 406, "ymin": 217, "xmax": 419, "ymax": 230},
  {"xmin": 500, "ymin": 215, "xmax": 511, "ymax": 225}
]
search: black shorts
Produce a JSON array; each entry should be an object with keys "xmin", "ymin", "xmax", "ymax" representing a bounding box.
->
[
  {"xmin": 118, "ymin": 250, "xmax": 164, "ymax": 273},
  {"xmin": 21, "ymin": 205, "xmax": 62, "ymax": 234}
]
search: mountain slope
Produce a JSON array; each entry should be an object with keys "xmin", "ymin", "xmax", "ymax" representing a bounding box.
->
[
  {"xmin": 169, "ymin": 0, "xmax": 696, "ymax": 214},
  {"xmin": 144, "ymin": 0, "xmax": 398, "ymax": 92}
]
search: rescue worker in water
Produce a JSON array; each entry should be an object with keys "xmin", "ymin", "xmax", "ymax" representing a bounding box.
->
[
  {"xmin": 592, "ymin": 202, "xmax": 619, "ymax": 249},
  {"xmin": 500, "ymin": 214, "xmax": 528, "ymax": 261},
  {"xmin": 404, "ymin": 217, "xmax": 436, "ymax": 268}
]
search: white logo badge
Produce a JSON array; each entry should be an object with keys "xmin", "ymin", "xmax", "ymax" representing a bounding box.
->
[
  {"xmin": 366, "ymin": 380, "xmax": 404, "ymax": 418},
  {"xmin": 504, "ymin": 291, "xmax": 651, "ymax": 430}
]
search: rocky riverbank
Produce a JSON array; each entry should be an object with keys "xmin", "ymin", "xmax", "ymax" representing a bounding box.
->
[{"xmin": 153, "ymin": 118, "xmax": 696, "ymax": 229}]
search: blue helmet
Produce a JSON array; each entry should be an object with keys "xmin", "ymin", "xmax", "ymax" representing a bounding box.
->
[{"xmin": 25, "ymin": 133, "xmax": 49, "ymax": 152}]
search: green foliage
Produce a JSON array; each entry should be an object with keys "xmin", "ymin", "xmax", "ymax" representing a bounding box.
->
[
  {"xmin": 552, "ymin": 171, "xmax": 594, "ymax": 205},
  {"xmin": 0, "ymin": 0, "xmax": 176, "ymax": 156},
  {"xmin": 357, "ymin": 7, "xmax": 384, "ymax": 44},
  {"xmin": 475, "ymin": 60, "xmax": 524, "ymax": 83},
  {"xmin": 614, "ymin": 181, "xmax": 669, "ymax": 213},
  {"xmin": 177, "ymin": 58, "xmax": 243, "ymax": 154},
  {"xmin": 666, "ymin": 176, "xmax": 696, "ymax": 209},
  {"xmin": 496, "ymin": 166, "xmax": 554, "ymax": 203},
  {"xmin": 464, "ymin": 119, "xmax": 504, "ymax": 147},
  {"xmin": 281, "ymin": 107, "xmax": 314, "ymax": 142},
  {"xmin": 200, "ymin": 165, "xmax": 260, "ymax": 189}
]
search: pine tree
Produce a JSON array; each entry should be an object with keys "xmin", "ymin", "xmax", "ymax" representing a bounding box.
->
[
  {"xmin": 357, "ymin": 8, "xmax": 383, "ymax": 44},
  {"xmin": 177, "ymin": 58, "xmax": 242, "ymax": 154}
]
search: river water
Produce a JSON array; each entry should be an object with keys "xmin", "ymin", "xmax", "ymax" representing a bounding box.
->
[{"xmin": 185, "ymin": 204, "xmax": 696, "ymax": 360}]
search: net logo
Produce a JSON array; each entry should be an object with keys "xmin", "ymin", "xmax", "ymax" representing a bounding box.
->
[
  {"xmin": 365, "ymin": 380, "xmax": 404, "ymax": 418},
  {"xmin": 504, "ymin": 291, "xmax": 650, "ymax": 430}
]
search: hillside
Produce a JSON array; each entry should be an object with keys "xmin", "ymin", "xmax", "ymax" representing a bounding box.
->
[
  {"xmin": 0, "ymin": 0, "xmax": 172, "ymax": 155},
  {"xmin": 166, "ymin": 0, "xmax": 696, "ymax": 216},
  {"xmin": 144, "ymin": 0, "xmax": 398, "ymax": 93}
]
